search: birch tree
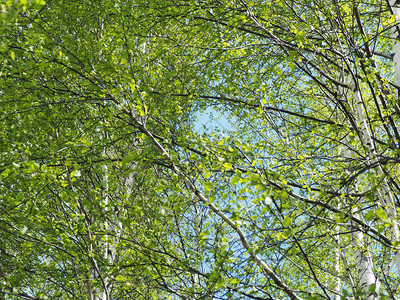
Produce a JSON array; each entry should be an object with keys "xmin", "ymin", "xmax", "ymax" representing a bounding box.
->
[{"xmin": 1, "ymin": 0, "xmax": 400, "ymax": 299}]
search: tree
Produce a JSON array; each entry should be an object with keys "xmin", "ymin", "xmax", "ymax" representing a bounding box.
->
[{"xmin": 1, "ymin": 0, "xmax": 400, "ymax": 299}]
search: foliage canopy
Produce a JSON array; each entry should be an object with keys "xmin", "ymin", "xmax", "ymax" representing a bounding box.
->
[{"xmin": 1, "ymin": 0, "xmax": 400, "ymax": 299}]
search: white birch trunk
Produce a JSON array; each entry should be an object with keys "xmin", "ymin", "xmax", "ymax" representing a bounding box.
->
[
  {"xmin": 91, "ymin": 158, "xmax": 110, "ymax": 300},
  {"xmin": 193, "ymin": 201, "xmax": 200, "ymax": 285},
  {"xmin": 390, "ymin": 0, "xmax": 400, "ymax": 87},
  {"xmin": 351, "ymin": 217, "xmax": 377, "ymax": 299},
  {"xmin": 98, "ymin": 162, "xmax": 109, "ymax": 300},
  {"xmin": 333, "ymin": 199, "xmax": 343, "ymax": 300},
  {"xmin": 342, "ymin": 137, "xmax": 378, "ymax": 299},
  {"xmin": 336, "ymin": 71, "xmax": 379, "ymax": 297},
  {"xmin": 333, "ymin": 224, "xmax": 341, "ymax": 300},
  {"xmin": 353, "ymin": 89, "xmax": 400, "ymax": 278},
  {"xmin": 389, "ymin": 2, "xmax": 400, "ymax": 264}
]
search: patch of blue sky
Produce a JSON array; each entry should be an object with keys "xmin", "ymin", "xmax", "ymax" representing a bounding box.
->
[{"xmin": 194, "ymin": 106, "xmax": 237, "ymax": 135}]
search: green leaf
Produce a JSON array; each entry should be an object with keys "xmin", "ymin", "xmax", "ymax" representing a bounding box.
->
[
  {"xmin": 365, "ymin": 210, "xmax": 375, "ymax": 221},
  {"xmin": 203, "ymin": 181, "xmax": 214, "ymax": 192},
  {"xmin": 368, "ymin": 284, "xmax": 376, "ymax": 293},
  {"xmin": 222, "ymin": 162, "xmax": 232, "ymax": 170},
  {"xmin": 280, "ymin": 190, "xmax": 288, "ymax": 200},
  {"xmin": 230, "ymin": 175, "xmax": 240, "ymax": 185},
  {"xmin": 375, "ymin": 208, "xmax": 386, "ymax": 220},
  {"xmin": 115, "ymin": 275, "xmax": 127, "ymax": 282},
  {"xmin": 282, "ymin": 216, "xmax": 292, "ymax": 227},
  {"xmin": 35, "ymin": 0, "xmax": 46, "ymax": 6},
  {"xmin": 122, "ymin": 155, "xmax": 134, "ymax": 165}
]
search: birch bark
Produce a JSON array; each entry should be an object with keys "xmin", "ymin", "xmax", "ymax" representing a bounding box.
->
[
  {"xmin": 390, "ymin": 0, "xmax": 400, "ymax": 87},
  {"xmin": 343, "ymin": 139, "xmax": 378, "ymax": 299},
  {"xmin": 337, "ymin": 71, "xmax": 379, "ymax": 298},
  {"xmin": 353, "ymin": 88, "xmax": 400, "ymax": 278}
]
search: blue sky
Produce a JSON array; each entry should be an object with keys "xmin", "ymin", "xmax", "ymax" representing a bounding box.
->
[{"xmin": 195, "ymin": 107, "xmax": 236, "ymax": 134}]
